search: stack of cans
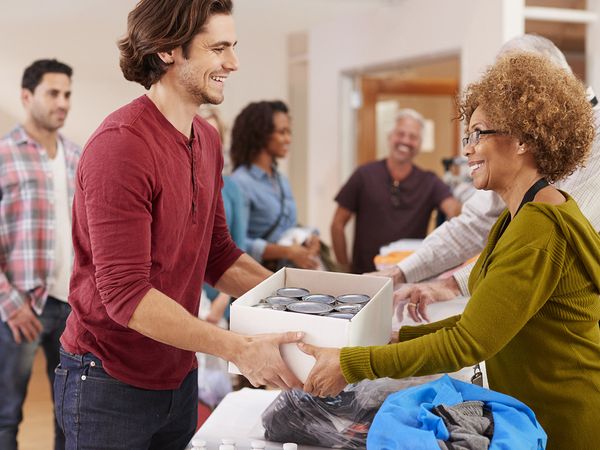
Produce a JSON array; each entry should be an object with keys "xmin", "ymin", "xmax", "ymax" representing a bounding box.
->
[{"xmin": 252, "ymin": 287, "xmax": 371, "ymax": 320}]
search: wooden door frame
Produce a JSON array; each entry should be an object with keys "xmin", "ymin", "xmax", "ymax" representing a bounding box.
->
[{"xmin": 357, "ymin": 77, "xmax": 460, "ymax": 165}]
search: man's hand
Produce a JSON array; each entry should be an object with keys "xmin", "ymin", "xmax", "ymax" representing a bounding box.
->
[
  {"xmin": 394, "ymin": 277, "xmax": 461, "ymax": 323},
  {"xmin": 233, "ymin": 331, "xmax": 304, "ymax": 390},
  {"xmin": 365, "ymin": 266, "xmax": 406, "ymax": 289},
  {"xmin": 7, "ymin": 303, "xmax": 43, "ymax": 344},
  {"xmin": 298, "ymin": 342, "xmax": 347, "ymax": 398},
  {"xmin": 287, "ymin": 244, "xmax": 319, "ymax": 269}
]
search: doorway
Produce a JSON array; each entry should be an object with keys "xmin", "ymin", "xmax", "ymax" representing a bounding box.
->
[{"xmin": 356, "ymin": 56, "xmax": 461, "ymax": 178}]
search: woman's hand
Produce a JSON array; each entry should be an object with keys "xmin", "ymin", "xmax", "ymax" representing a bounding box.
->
[
  {"xmin": 286, "ymin": 244, "xmax": 319, "ymax": 269},
  {"xmin": 298, "ymin": 342, "xmax": 347, "ymax": 397}
]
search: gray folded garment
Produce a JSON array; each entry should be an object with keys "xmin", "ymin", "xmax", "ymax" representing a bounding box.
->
[{"xmin": 431, "ymin": 400, "xmax": 495, "ymax": 450}]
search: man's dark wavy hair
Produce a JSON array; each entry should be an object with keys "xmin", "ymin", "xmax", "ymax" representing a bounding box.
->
[
  {"xmin": 118, "ymin": 0, "xmax": 233, "ymax": 90},
  {"xmin": 230, "ymin": 100, "xmax": 289, "ymax": 169}
]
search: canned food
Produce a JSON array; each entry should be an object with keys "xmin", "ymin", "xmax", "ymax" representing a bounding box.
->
[
  {"xmin": 336, "ymin": 294, "xmax": 371, "ymax": 305},
  {"xmin": 302, "ymin": 294, "xmax": 335, "ymax": 304},
  {"xmin": 286, "ymin": 301, "xmax": 333, "ymax": 315},
  {"xmin": 253, "ymin": 303, "xmax": 272, "ymax": 309},
  {"xmin": 271, "ymin": 303, "xmax": 288, "ymax": 311},
  {"xmin": 276, "ymin": 287, "xmax": 310, "ymax": 299},
  {"xmin": 326, "ymin": 312, "xmax": 354, "ymax": 320},
  {"xmin": 334, "ymin": 304, "xmax": 362, "ymax": 314},
  {"xmin": 265, "ymin": 296, "xmax": 296, "ymax": 306}
]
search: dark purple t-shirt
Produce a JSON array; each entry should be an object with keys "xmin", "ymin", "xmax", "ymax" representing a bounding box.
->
[
  {"xmin": 62, "ymin": 95, "xmax": 242, "ymax": 389},
  {"xmin": 335, "ymin": 159, "xmax": 451, "ymax": 273}
]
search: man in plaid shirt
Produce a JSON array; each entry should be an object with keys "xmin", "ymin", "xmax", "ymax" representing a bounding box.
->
[{"xmin": 0, "ymin": 59, "xmax": 81, "ymax": 450}]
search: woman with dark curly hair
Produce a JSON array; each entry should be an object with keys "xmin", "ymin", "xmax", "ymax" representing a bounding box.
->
[
  {"xmin": 299, "ymin": 53, "xmax": 600, "ymax": 448},
  {"xmin": 230, "ymin": 100, "xmax": 320, "ymax": 270}
]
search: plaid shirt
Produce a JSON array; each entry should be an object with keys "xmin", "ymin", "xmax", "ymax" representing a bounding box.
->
[{"xmin": 0, "ymin": 125, "xmax": 81, "ymax": 321}]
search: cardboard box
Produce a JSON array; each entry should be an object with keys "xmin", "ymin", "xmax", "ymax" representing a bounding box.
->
[{"xmin": 229, "ymin": 268, "xmax": 393, "ymax": 382}]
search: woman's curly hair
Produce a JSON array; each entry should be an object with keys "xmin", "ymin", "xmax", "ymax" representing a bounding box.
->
[
  {"xmin": 230, "ymin": 100, "xmax": 289, "ymax": 169},
  {"xmin": 459, "ymin": 52, "xmax": 594, "ymax": 183}
]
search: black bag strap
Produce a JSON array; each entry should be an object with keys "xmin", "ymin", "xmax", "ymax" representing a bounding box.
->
[{"xmin": 260, "ymin": 170, "xmax": 286, "ymax": 241}]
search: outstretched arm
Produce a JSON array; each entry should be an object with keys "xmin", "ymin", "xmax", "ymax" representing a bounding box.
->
[{"xmin": 330, "ymin": 205, "xmax": 353, "ymax": 271}]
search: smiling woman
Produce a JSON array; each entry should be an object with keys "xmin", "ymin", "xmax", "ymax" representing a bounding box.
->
[{"xmin": 300, "ymin": 52, "xmax": 600, "ymax": 449}]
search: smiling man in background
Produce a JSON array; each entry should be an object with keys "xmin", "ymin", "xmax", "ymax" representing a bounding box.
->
[{"xmin": 331, "ymin": 108, "xmax": 461, "ymax": 274}]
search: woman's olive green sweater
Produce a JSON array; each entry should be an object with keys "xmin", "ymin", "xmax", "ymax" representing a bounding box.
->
[{"xmin": 341, "ymin": 195, "xmax": 600, "ymax": 448}]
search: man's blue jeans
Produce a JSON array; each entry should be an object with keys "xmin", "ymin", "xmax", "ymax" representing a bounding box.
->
[
  {"xmin": 0, "ymin": 296, "xmax": 70, "ymax": 450},
  {"xmin": 54, "ymin": 349, "xmax": 198, "ymax": 450}
]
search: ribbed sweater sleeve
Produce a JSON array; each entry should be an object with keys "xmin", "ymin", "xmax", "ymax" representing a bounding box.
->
[{"xmin": 341, "ymin": 209, "xmax": 566, "ymax": 383}]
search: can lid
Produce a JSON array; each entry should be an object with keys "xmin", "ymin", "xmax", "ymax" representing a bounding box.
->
[
  {"xmin": 191, "ymin": 438, "xmax": 207, "ymax": 447},
  {"xmin": 336, "ymin": 294, "xmax": 371, "ymax": 304},
  {"xmin": 219, "ymin": 446, "xmax": 235, "ymax": 450},
  {"xmin": 253, "ymin": 303, "xmax": 272, "ymax": 309},
  {"xmin": 276, "ymin": 287, "xmax": 310, "ymax": 298},
  {"xmin": 302, "ymin": 294, "xmax": 335, "ymax": 304},
  {"xmin": 286, "ymin": 301, "xmax": 333, "ymax": 314},
  {"xmin": 334, "ymin": 304, "xmax": 362, "ymax": 314},
  {"xmin": 250, "ymin": 440, "xmax": 266, "ymax": 449},
  {"xmin": 283, "ymin": 444, "xmax": 298, "ymax": 450},
  {"xmin": 271, "ymin": 303, "xmax": 288, "ymax": 311},
  {"xmin": 265, "ymin": 295, "xmax": 295, "ymax": 306},
  {"xmin": 221, "ymin": 438, "xmax": 236, "ymax": 445},
  {"xmin": 327, "ymin": 312, "xmax": 354, "ymax": 320}
]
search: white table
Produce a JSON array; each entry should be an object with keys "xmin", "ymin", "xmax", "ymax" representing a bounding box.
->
[{"xmin": 190, "ymin": 387, "xmax": 326, "ymax": 450}]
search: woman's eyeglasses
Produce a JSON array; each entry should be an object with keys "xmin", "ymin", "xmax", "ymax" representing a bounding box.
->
[{"xmin": 462, "ymin": 129, "xmax": 499, "ymax": 148}]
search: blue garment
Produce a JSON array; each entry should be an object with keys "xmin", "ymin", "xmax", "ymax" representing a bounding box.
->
[
  {"xmin": 0, "ymin": 297, "xmax": 70, "ymax": 450},
  {"xmin": 230, "ymin": 164, "xmax": 297, "ymax": 262},
  {"xmin": 367, "ymin": 375, "xmax": 546, "ymax": 450},
  {"xmin": 221, "ymin": 175, "xmax": 247, "ymax": 251},
  {"xmin": 55, "ymin": 348, "xmax": 197, "ymax": 449},
  {"xmin": 204, "ymin": 176, "xmax": 247, "ymax": 311}
]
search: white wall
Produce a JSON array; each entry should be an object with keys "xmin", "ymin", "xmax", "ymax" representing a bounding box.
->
[
  {"xmin": 306, "ymin": 0, "xmax": 525, "ymax": 243},
  {"xmin": 0, "ymin": 0, "xmax": 379, "ymax": 147},
  {"xmin": 588, "ymin": 0, "xmax": 600, "ymax": 91}
]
